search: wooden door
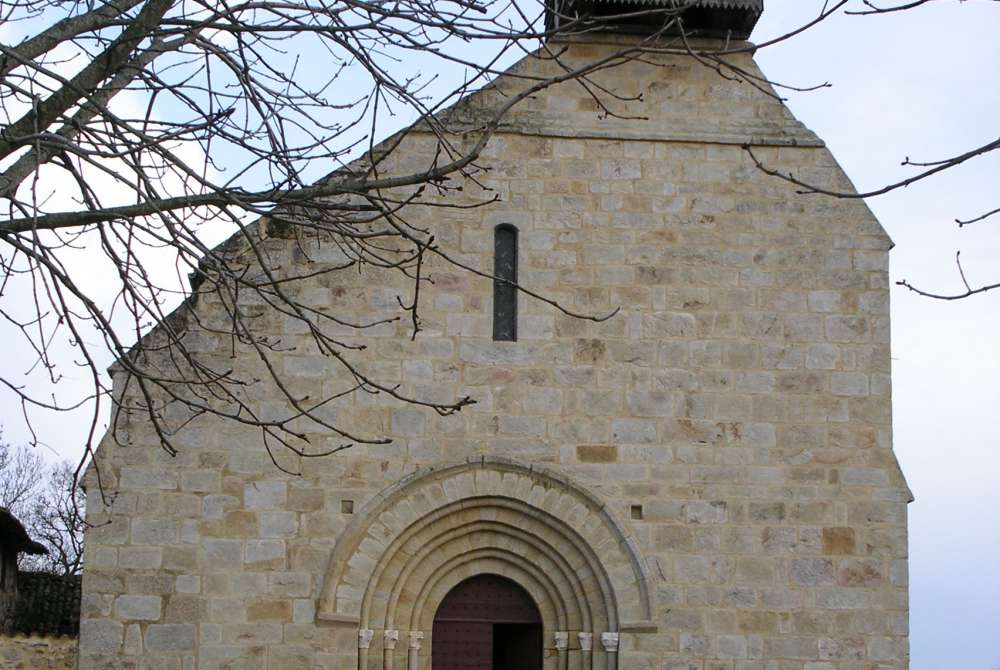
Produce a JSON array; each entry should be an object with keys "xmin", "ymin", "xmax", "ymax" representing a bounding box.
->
[{"xmin": 432, "ymin": 574, "xmax": 542, "ymax": 670}]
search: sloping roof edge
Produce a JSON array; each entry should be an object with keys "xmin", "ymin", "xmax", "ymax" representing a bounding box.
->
[{"xmin": 0, "ymin": 508, "xmax": 48, "ymax": 555}]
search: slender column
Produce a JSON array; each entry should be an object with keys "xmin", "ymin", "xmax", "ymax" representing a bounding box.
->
[
  {"xmin": 408, "ymin": 631, "xmax": 424, "ymax": 670},
  {"xmin": 554, "ymin": 631, "xmax": 569, "ymax": 670},
  {"xmin": 578, "ymin": 632, "xmax": 594, "ymax": 670},
  {"xmin": 600, "ymin": 632, "xmax": 619, "ymax": 670},
  {"xmin": 358, "ymin": 629, "xmax": 374, "ymax": 670},
  {"xmin": 383, "ymin": 630, "xmax": 400, "ymax": 670}
]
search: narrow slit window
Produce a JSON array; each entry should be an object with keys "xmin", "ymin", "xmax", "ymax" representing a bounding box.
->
[{"xmin": 493, "ymin": 224, "xmax": 518, "ymax": 341}]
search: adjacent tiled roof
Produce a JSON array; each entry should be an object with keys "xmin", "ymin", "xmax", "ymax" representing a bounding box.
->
[
  {"xmin": 0, "ymin": 508, "xmax": 47, "ymax": 555},
  {"xmin": 14, "ymin": 572, "xmax": 82, "ymax": 636},
  {"xmin": 549, "ymin": 0, "xmax": 764, "ymax": 38}
]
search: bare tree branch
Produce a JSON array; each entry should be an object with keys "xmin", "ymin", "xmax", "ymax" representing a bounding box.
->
[
  {"xmin": 897, "ymin": 252, "xmax": 1000, "ymax": 300},
  {"xmin": 743, "ymin": 136, "xmax": 1000, "ymax": 199},
  {"xmin": 0, "ymin": 0, "xmax": 996, "ymax": 516}
]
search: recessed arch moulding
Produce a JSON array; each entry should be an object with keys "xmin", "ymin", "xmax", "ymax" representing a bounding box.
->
[{"xmin": 316, "ymin": 457, "xmax": 657, "ymax": 668}]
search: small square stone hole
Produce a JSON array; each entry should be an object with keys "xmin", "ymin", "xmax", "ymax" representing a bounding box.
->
[
  {"xmin": 630, "ymin": 505, "xmax": 643, "ymax": 520},
  {"xmin": 341, "ymin": 499, "xmax": 354, "ymax": 515}
]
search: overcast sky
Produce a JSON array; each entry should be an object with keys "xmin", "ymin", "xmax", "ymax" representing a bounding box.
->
[{"xmin": 1, "ymin": 2, "xmax": 998, "ymax": 668}]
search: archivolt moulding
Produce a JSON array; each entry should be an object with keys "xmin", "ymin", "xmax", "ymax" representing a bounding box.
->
[{"xmin": 316, "ymin": 456, "xmax": 657, "ymax": 634}]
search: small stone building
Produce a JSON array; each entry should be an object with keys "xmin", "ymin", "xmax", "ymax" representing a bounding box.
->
[
  {"xmin": 0, "ymin": 508, "xmax": 47, "ymax": 634},
  {"xmin": 0, "ymin": 509, "xmax": 77, "ymax": 670},
  {"xmin": 80, "ymin": 1, "xmax": 913, "ymax": 668}
]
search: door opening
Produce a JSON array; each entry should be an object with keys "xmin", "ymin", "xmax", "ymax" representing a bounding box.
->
[{"xmin": 432, "ymin": 574, "xmax": 543, "ymax": 670}]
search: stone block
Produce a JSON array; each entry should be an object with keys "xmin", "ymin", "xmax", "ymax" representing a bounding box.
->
[
  {"xmin": 245, "ymin": 539, "xmax": 287, "ymax": 568},
  {"xmin": 716, "ymin": 634, "xmax": 748, "ymax": 659},
  {"xmin": 806, "ymin": 343, "xmax": 840, "ymax": 370},
  {"xmin": 830, "ymin": 372, "xmax": 869, "ymax": 397},
  {"xmin": 181, "ymin": 471, "xmax": 221, "ymax": 493},
  {"xmin": 576, "ymin": 445, "xmax": 618, "ymax": 463},
  {"xmin": 120, "ymin": 468, "xmax": 178, "ymax": 491},
  {"xmin": 260, "ymin": 511, "xmax": 299, "ymax": 538},
  {"xmin": 748, "ymin": 503, "xmax": 785, "ymax": 523},
  {"xmin": 674, "ymin": 556, "xmax": 732, "ymax": 584},
  {"xmin": 163, "ymin": 545, "xmax": 198, "ymax": 571},
  {"xmin": 685, "ymin": 501, "xmax": 727, "ymax": 524},
  {"xmin": 601, "ymin": 158, "xmax": 641, "ymax": 180},
  {"xmin": 790, "ymin": 559, "xmax": 835, "ymax": 586},
  {"xmin": 246, "ymin": 598, "xmax": 292, "ymax": 622},
  {"xmin": 821, "ymin": 527, "xmax": 856, "ymax": 555},
  {"xmin": 679, "ymin": 633, "xmax": 708, "ymax": 654},
  {"xmin": 201, "ymin": 539, "xmax": 242, "ymax": 568},
  {"xmin": 176, "ymin": 575, "xmax": 201, "ymax": 594},
  {"xmin": 79, "ymin": 618, "xmax": 124, "ymax": 652},
  {"xmin": 627, "ymin": 391, "xmax": 679, "ymax": 417},
  {"xmin": 244, "ymin": 481, "xmax": 287, "ymax": 509},
  {"xmin": 841, "ymin": 468, "xmax": 889, "ymax": 487},
  {"xmin": 203, "ymin": 494, "xmax": 240, "ymax": 520},
  {"xmin": 197, "ymin": 644, "xmax": 266, "ymax": 670},
  {"xmin": 643, "ymin": 312, "xmax": 697, "ymax": 338},
  {"xmin": 222, "ymin": 623, "xmax": 283, "ymax": 645},
  {"xmin": 498, "ymin": 415, "xmax": 546, "ymax": 436},
  {"xmin": 612, "ymin": 419, "xmax": 658, "ymax": 444},
  {"xmin": 737, "ymin": 611, "xmax": 779, "ymax": 634},
  {"xmin": 837, "ymin": 559, "xmax": 883, "ymax": 587},
  {"xmin": 144, "ymin": 624, "xmax": 196, "ymax": 652},
  {"xmin": 735, "ymin": 557, "xmax": 776, "ymax": 586},
  {"xmin": 763, "ymin": 636, "xmax": 818, "ymax": 660},
  {"xmin": 163, "ymin": 594, "xmax": 207, "ymax": 623},
  {"xmin": 115, "ymin": 595, "xmax": 162, "ymax": 621},
  {"xmin": 814, "ymin": 588, "xmax": 869, "ymax": 609},
  {"xmin": 655, "ymin": 526, "xmax": 693, "ymax": 552},
  {"xmin": 825, "ymin": 316, "xmax": 870, "ymax": 343},
  {"xmin": 126, "ymin": 573, "xmax": 175, "ymax": 595},
  {"xmin": 293, "ymin": 598, "xmax": 316, "ymax": 624},
  {"xmin": 119, "ymin": 547, "xmax": 163, "ymax": 570},
  {"xmin": 269, "ymin": 645, "xmax": 314, "ymax": 668},
  {"xmin": 268, "ymin": 572, "xmax": 311, "ymax": 598},
  {"xmin": 131, "ymin": 518, "xmax": 179, "ymax": 545}
]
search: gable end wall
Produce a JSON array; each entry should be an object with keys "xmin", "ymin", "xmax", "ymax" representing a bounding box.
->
[{"xmin": 80, "ymin": 42, "xmax": 909, "ymax": 670}]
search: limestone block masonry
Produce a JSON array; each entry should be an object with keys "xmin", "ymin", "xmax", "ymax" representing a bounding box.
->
[
  {"xmin": 0, "ymin": 635, "xmax": 78, "ymax": 669},
  {"xmin": 80, "ymin": 38, "xmax": 911, "ymax": 670}
]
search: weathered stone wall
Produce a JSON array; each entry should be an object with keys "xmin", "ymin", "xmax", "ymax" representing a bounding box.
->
[
  {"xmin": 80, "ymin": 40, "xmax": 910, "ymax": 670},
  {"xmin": 0, "ymin": 635, "xmax": 77, "ymax": 669}
]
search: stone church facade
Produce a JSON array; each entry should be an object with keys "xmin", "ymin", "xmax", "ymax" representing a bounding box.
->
[{"xmin": 79, "ymin": 2, "xmax": 912, "ymax": 669}]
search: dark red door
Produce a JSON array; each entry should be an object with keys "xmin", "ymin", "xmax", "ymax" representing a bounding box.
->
[{"xmin": 432, "ymin": 574, "xmax": 543, "ymax": 670}]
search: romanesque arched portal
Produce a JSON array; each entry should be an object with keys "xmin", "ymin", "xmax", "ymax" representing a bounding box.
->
[{"xmin": 317, "ymin": 457, "xmax": 656, "ymax": 669}]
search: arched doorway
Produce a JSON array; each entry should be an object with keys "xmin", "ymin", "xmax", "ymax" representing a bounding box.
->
[{"xmin": 432, "ymin": 574, "xmax": 543, "ymax": 670}]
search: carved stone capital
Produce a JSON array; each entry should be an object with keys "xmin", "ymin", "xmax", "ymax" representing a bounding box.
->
[
  {"xmin": 358, "ymin": 629, "xmax": 375, "ymax": 650},
  {"xmin": 554, "ymin": 632, "xmax": 569, "ymax": 651},
  {"xmin": 578, "ymin": 632, "xmax": 594, "ymax": 652},
  {"xmin": 409, "ymin": 631, "xmax": 425, "ymax": 650},
  {"xmin": 384, "ymin": 630, "xmax": 400, "ymax": 650},
  {"xmin": 600, "ymin": 632, "xmax": 620, "ymax": 653}
]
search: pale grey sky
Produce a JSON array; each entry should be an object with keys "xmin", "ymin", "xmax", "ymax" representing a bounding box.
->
[{"xmin": 1, "ymin": 2, "xmax": 997, "ymax": 668}]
